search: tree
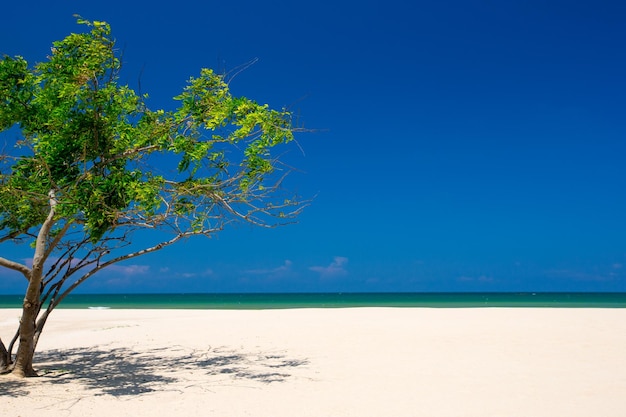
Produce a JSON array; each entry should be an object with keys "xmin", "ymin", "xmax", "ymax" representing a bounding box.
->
[{"xmin": 0, "ymin": 18, "xmax": 305, "ymax": 377}]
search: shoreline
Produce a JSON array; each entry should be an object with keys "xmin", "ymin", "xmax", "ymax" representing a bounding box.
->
[
  {"xmin": 2, "ymin": 291, "xmax": 626, "ymax": 309},
  {"xmin": 2, "ymin": 307, "xmax": 626, "ymax": 416}
]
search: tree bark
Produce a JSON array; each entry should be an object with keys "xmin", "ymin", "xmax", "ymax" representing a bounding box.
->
[
  {"xmin": 12, "ymin": 294, "xmax": 40, "ymax": 377},
  {"xmin": 33, "ymin": 308, "xmax": 53, "ymax": 351},
  {"xmin": 0, "ymin": 338, "xmax": 10, "ymax": 373},
  {"xmin": 11, "ymin": 190, "xmax": 57, "ymax": 377}
]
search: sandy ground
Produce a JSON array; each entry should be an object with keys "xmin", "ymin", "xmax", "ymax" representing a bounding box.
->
[{"xmin": 1, "ymin": 307, "xmax": 625, "ymax": 417}]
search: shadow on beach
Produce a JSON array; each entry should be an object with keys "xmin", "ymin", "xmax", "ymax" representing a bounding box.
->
[
  {"xmin": 0, "ymin": 345, "xmax": 309, "ymax": 397},
  {"xmin": 0, "ymin": 375, "xmax": 31, "ymax": 396}
]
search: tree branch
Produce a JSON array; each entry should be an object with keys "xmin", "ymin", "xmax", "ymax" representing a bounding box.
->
[
  {"xmin": 43, "ymin": 220, "xmax": 73, "ymax": 260},
  {"xmin": 0, "ymin": 230, "xmax": 22, "ymax": 244},
  {"xmin": 51, "ymin": 231, "xmax": 203, "ymax": 308},
  {"xmin": 0, "ymin": 257, "xmax": 31, "ymax": 279},
  {"xmin": 31, "ymin": 190, "xmax": 58, "ymax": 276}
]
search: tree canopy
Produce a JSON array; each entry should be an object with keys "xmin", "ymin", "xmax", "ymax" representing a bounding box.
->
[{"xmin": 0, "ymin": 18, "xmax": 305, "ymax": 377}]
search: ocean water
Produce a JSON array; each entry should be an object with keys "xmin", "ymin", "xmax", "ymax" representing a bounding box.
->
[{"xmin": 0, "ymin": 292, "xmax": 625, "ymax": 309}]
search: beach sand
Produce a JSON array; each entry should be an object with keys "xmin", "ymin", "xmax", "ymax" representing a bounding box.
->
[{"xmin": 1, "ymin": 307, "xmax": 625, "ymax": 417}]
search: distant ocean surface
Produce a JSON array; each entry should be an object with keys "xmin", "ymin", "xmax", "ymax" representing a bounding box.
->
[{"xmin": 0, "ymin": 293, "xmax": 625, "ymax": 309}]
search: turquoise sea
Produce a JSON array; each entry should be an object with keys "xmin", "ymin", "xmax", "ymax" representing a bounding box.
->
[{"xmin": 0, "ymin": 292, "xmax": 625, "ymax": 309}]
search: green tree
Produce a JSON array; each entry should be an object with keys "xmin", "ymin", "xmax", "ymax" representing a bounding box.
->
[{"xmin": 0, "ymin": 18, "xmax": 305, "ymax": 377}]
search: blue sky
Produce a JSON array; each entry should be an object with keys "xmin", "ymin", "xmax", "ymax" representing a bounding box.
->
[{"xmin": 1, "ymin": 0, "xmax": 625, "ymax": 293}]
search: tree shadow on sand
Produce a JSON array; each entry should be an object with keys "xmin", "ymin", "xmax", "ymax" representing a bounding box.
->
[
  {"xmin": 0, "ymin": 375, "xmax": 30, "ymax": 396},
  {"xmin": 1, "ymin": 345, "xmax": 309, "ymax": 397}
]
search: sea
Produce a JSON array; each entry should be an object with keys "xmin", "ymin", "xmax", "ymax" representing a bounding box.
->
[{"xmin": 0, "ymin": 292, "xmax": 625, "ymax": 309}]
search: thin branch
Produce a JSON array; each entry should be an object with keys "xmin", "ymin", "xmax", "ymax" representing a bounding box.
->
[
  {"xmin": 224, "ymin": 57, "xmax": 259, "ymax": 86},
  {"xmin": 0, "ymin": 230, "xmax": 22, "ymax": 244},
  {"xmin": 51, "ymin": 231, "xmax": 209, "ymax": 308}
]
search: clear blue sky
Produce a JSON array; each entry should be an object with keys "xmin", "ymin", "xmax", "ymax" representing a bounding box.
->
[{"xmin": 1, "ymin": 0, "xmax": 625, "ymax": 293}]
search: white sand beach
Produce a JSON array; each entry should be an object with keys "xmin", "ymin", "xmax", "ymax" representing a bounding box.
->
[{"xmin": 1, "ymin": 308, "xmax": 625, "ymax": 417}]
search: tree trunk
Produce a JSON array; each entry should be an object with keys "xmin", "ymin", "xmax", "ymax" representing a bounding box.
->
[
  {"xmin": 12, "ymin": 292, "xmax": 40, "ymax": 377},
  {"xmin": 0, "ymin": 338, "xmax": 10, "ymax": 373},
  {"xmin": 11, "ymin": 189, "xmax": 57, "ymax": 378}
]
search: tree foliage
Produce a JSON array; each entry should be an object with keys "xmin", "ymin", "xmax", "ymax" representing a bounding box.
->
[{"xmin": 0, "ymin": 18, "xmax": 305, "ymax": 377}]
